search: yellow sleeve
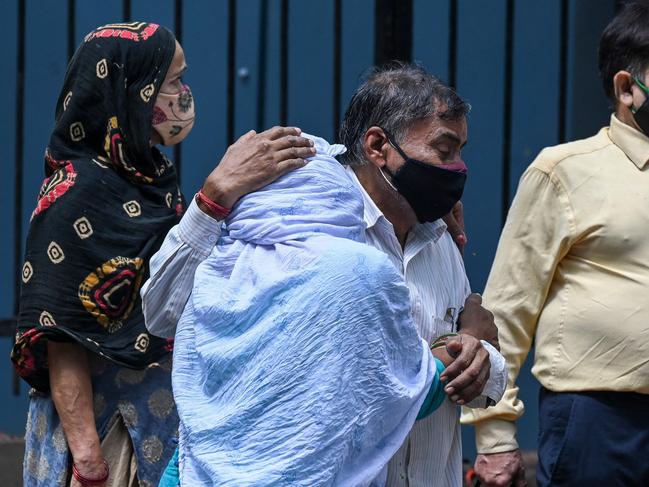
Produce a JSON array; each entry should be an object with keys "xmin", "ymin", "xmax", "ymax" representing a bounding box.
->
[{"xmin": 460, "ymin": 165, "xmax": 576, "ymax": 453}]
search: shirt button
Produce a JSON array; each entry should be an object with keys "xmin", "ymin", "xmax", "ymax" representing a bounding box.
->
[{"xmin": 208, "ymin": 234, "xmax": 217, "ymax": 243}]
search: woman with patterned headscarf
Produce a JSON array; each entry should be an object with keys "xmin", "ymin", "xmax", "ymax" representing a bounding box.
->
[
  {"xmin": 10, "ymin": 22, "xmax": 193, "ymax": 487},
  {"xmin": 11, "ymin": 17, "xmax": 316, "ymax": 486}
]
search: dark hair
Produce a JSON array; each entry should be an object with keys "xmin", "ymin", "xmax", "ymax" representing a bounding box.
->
[
  {"xmin": 338, "ymin": 62, "xmax": 470, "ymax": 166},
  {"xmin": 598, "ymin": 0, "xmax": 649, "ymax": 103}
]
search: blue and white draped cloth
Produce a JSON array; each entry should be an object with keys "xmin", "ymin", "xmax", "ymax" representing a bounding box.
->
[{"xmin": 172, "ymin": 134, "xmax": 442, "ymax": 486}]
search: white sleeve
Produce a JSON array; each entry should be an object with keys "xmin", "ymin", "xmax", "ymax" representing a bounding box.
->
[
  {"xmin": 464, "ymin": 340, "xmax": 508, "ymax": 409},
  {"xmin": 141, "ymin": 198, "xmax": 222, "ymax": 338}
]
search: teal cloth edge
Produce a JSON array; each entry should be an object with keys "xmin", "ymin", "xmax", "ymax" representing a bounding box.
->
[
  {"xmin": 416, "ymin": 358, "xmax": 447, "ymax": 420},
  {"xmin": 157, "ymin": 446, "xmax": 180, "ymax": 487}
]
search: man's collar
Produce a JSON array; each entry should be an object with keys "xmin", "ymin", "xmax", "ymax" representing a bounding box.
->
[
  {"xmin": 344, "ymin": 165, "xmax": 447, "ymax": 244},
  {"xmin": 413, "ymin": 218, "xmax": 448, "ymax": 244},
  {"xmin": 609, "ymin": 114, "xmax": 649, "ymax": 170},
  {"xmin": 345, "ymin": 166, "xmax": 383, "ymax": 228}
]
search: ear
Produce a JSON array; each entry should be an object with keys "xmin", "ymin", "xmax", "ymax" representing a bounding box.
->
[
  {"xmin": 614, "ymin": 70, "xmax": 636, "ymax": 109},
  {"xmin": 362, "ymin": 126, "xmax": 390, "ymax": 169}
]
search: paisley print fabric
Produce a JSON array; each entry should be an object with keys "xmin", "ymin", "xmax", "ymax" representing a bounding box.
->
[
  {"xmin": 23, "ymin": 356, "xmax": 178, "ymax": 487},
  {"xmin": 12, "ymin": 21, "xmax": 184, "ymax": 392}
]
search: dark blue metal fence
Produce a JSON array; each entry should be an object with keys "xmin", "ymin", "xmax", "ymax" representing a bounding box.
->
[{"xmin": 1, "ymin": 0, "xmax": 619, "ymax": 459}]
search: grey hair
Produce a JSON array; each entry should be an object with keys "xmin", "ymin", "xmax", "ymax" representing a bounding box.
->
[{"xmin": 338, "ymin": 62, "xmax": 470, "ymax": 166}]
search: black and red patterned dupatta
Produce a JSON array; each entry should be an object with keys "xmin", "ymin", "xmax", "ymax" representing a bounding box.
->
[{"xmin": 12, "ymin": 22, "xmax": 185, "ymax": 392}]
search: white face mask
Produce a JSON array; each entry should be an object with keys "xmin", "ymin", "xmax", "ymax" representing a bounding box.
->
[{"xmin": 152, "ymin": 84, "xmax": 195, "ymax": 145}]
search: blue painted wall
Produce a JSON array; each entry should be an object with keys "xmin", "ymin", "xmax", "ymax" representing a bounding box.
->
[{"xmin": 1, "ymin": 0, "xmax": 616, "ymax": 464}]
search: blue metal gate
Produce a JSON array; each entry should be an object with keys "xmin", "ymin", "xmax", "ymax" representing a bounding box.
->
[{"xmin": 1, "ymin": 0, "xmax": 619, "ymax": 459}]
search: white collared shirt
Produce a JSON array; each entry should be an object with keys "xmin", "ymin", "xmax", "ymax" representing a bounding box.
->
[
  {"xmin": 142, "ymin": 173, "xmax": 507, "ymax": 487},
  {"xmin": 345, "ymin": 168, "xmax": 506, "ymax": 487}
]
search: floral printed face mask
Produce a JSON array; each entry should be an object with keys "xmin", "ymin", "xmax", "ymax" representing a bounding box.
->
[{"xmin": 152, "ymin": 84, "xmax": 195, "ymax": 146}]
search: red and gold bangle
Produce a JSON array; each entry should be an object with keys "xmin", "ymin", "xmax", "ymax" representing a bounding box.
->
[
  {"xmin": 429, "ymin": 333, "xmax": 459, "ymax": 351},
  {"xmin": 72, "ymin": 459, "xmax": 109, "ymax": 486},
  {"xmin": 196, "ymin": 189, "xmax": 231, "ymax": 220}
]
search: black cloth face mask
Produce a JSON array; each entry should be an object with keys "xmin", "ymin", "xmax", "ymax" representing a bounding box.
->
[
  {"xmin": 381, "ymin": 134, "xmax": 468, "ymax": 223},
  {"xmin": 632, "ymin": 77, "xmax": 649, "ymax": 135}
]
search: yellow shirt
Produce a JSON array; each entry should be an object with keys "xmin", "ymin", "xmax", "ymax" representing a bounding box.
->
[{"xmin": 461, "ymin": 114, "xmax": 649, "ymax": 454}]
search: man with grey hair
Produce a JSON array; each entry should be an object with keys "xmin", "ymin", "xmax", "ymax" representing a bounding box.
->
[
  {"xmin": 337, "ymin": 63, "xmax": 507, "ymax": 486},
  {"xmin": 142, "ymin": 63, "xmax": 507, "ymax": 486}
]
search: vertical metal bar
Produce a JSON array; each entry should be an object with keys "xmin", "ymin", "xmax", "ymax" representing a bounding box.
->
[
  {"xmin": 280, "ymin": 0, "xmax": 289, "ymax": 126},
  {"xmin": 226, "ymin": 0, "xmax": 237, "ymax": 144},
  {"xmin": 374, "ymin": 0, "xmax": 412, "ymax": 65},
  {"xmin": 67, "ymin": 0, "xmax": 76, "ymax": 61},
  {"xmin": 448, "ymin": 0, "xmax": 458, "ymax": 88},
  {"xmin": 558, "ymin": 0, "xmax": 569, "ymax": 143},
  {"xmin": 123, "ymin": 0, "xmax": 131, "ymax": 22},
  {"xmin": 256, "ymin": 0, "xmax": 268, "ymax": 132},
  {"xmin": 333, "ymin": 0, "xmax": 342, "ymax": 140},
  {"xmin": 174, "ymin": 0, "xmax": 183, "ymax": 182},
  {"xmin": 501, "ymin": 0, "xmax": 514, "ymax": 223},
  {"xmin": 13, "ymin": 0, "xmax": 26, "ymax": 396}
]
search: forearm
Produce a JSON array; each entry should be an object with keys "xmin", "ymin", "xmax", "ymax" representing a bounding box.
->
[
  {"xmin": 142, "ymin": 198, "xmax": 222, "ymax": 337},
  {"xmin": 48, "ymin": 341, "xmax": 101, "ymax": 465},
  {"xmin": 462, "ymin": 168, "xmax": 574, "ymax": 451}
]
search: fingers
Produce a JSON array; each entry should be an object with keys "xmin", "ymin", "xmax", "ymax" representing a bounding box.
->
[
  {"xmin": 440, "ymin": 336, "xmax": 470, "ymax": 382},
  {"xmin": 276, "ymin": 158, "xmax": 308, "ymax": 175},
  {"xmin": 453, "ymin": 200, "xmax": 465, "ymax": 231},
  {"xmin": 466, "ymin": 292, "xmax": 483, "ymax": 305},
  {"xmin": 489, "ymin": 337, "xmax": 501, "ymax": 352},
  {"xmin": 475, "ymin": 451, "xmax": 526, "ymax": 487},
  {"xmin": 442, "ymin": 212, "xmax": 463, "ymax": 242},
  {"xmin": 260, "ymin": 126, "xmax": 302, "ymax": 140},
  {"xmin": 273, "ymin": 145, "xmax": 316, "ymax": 163},
  {"xmin": 445, "ymin": 338, "xmax": 463, "ymax": 359},
  {"xmin": 442, "ymin": 200, "xmax": 467, "ymax": 250},
  {"xmin": 445, "ymin": 349, "xmax": 490, "ymax": 403},
  {"xmin": 272, "ymin": 134, "xmax": 314, "ymax": 151},
  {"xmin": 451, "ymin": 363, "xmax": 490, "ymax": 404},
  {"xmin": 235, "ymin": 129, "xmax": 257, "ymax": 143}
]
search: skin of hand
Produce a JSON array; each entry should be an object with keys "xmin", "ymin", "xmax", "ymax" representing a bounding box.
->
[
  {"xmin": 48, "ymin": 341, "xmax": 107, "ymax": 486},
  {"xmin": 431, "ymin": 343, "xmax": 455, "ymax": 367},
  {"xmin": 199, "ymin": 126, "xmax": 316, "ymax": 211},
  {"xmin": 457, "ymin": 293, "xmax": 500, "ymax": 351},
  {"xmin": 438, "ymin": 334, "xmax": 490, "ymax": 405},
  {"xmin": 474, "ymin": 450, "xmax": 527, "ymax": 487},
  {"xmin": 442, "ymin": 200, "xmax": 467, "ymax": 253}
]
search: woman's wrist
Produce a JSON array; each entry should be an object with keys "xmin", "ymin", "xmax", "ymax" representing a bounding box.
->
[
  {"xmin": 195, "ymin": 190, "xmax": 231, "ymax": 220},
  {"xmin": 200, "ymin": 178, "xmax": 238, "ymax": 210},
  {"xmin": 72, "ymin": 444, "xmax": 104, "ymax": 470},
  {"xmin": 72, "ymin": 457, "xmax": 109, "ymax": 485}
]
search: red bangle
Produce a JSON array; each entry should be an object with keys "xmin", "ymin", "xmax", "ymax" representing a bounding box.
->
[
  {"xmin": 72, "ymin": 459, "xmax": 109, "ymax": 486},
  {"xmin": 196, "ymin": 190, "xmax": 231, "ymax": 220}
]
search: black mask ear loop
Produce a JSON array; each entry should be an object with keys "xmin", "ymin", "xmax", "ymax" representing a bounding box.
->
[
  {"xmin": 629, "ymin": 77, "xmax": 649, "ymax": 136},
  {"xmin": 375, "ymin": 129, "xmax": 402, "ymax": 191},
  {"xmin": 379, "ymin": 128, "xmax": 411, "ymax": 176},
  {"xmin": 631, "ymin": 77, "xmax": 649, "ymax": 114}
]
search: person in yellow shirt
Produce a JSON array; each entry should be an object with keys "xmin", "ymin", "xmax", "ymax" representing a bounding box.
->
[{"xmin": 462, "ymin": 2, "xmax": 649, "ymax": 486}]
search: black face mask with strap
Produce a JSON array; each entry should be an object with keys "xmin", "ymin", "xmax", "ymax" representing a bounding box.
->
[
  {"xmin": 632, "ymin": 77, "xmax": 649, "ymax": 135},
  {"xmin": 381, "ymin": 133, "xmax": 467, "ymax": 223}
]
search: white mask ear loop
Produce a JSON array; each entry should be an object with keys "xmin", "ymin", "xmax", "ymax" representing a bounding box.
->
[{"xmin": 378, "ymin": 165, "xmax": 398, "ymax": 192}]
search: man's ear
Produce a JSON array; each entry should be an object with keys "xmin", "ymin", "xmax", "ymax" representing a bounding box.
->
[
  {"xmin": 362, "ymin": 126, "xmax": 390, "ymax": 169},
  {"xmin": 614, "ymin": 70, "xmax": 636, "ymax": 109}
]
